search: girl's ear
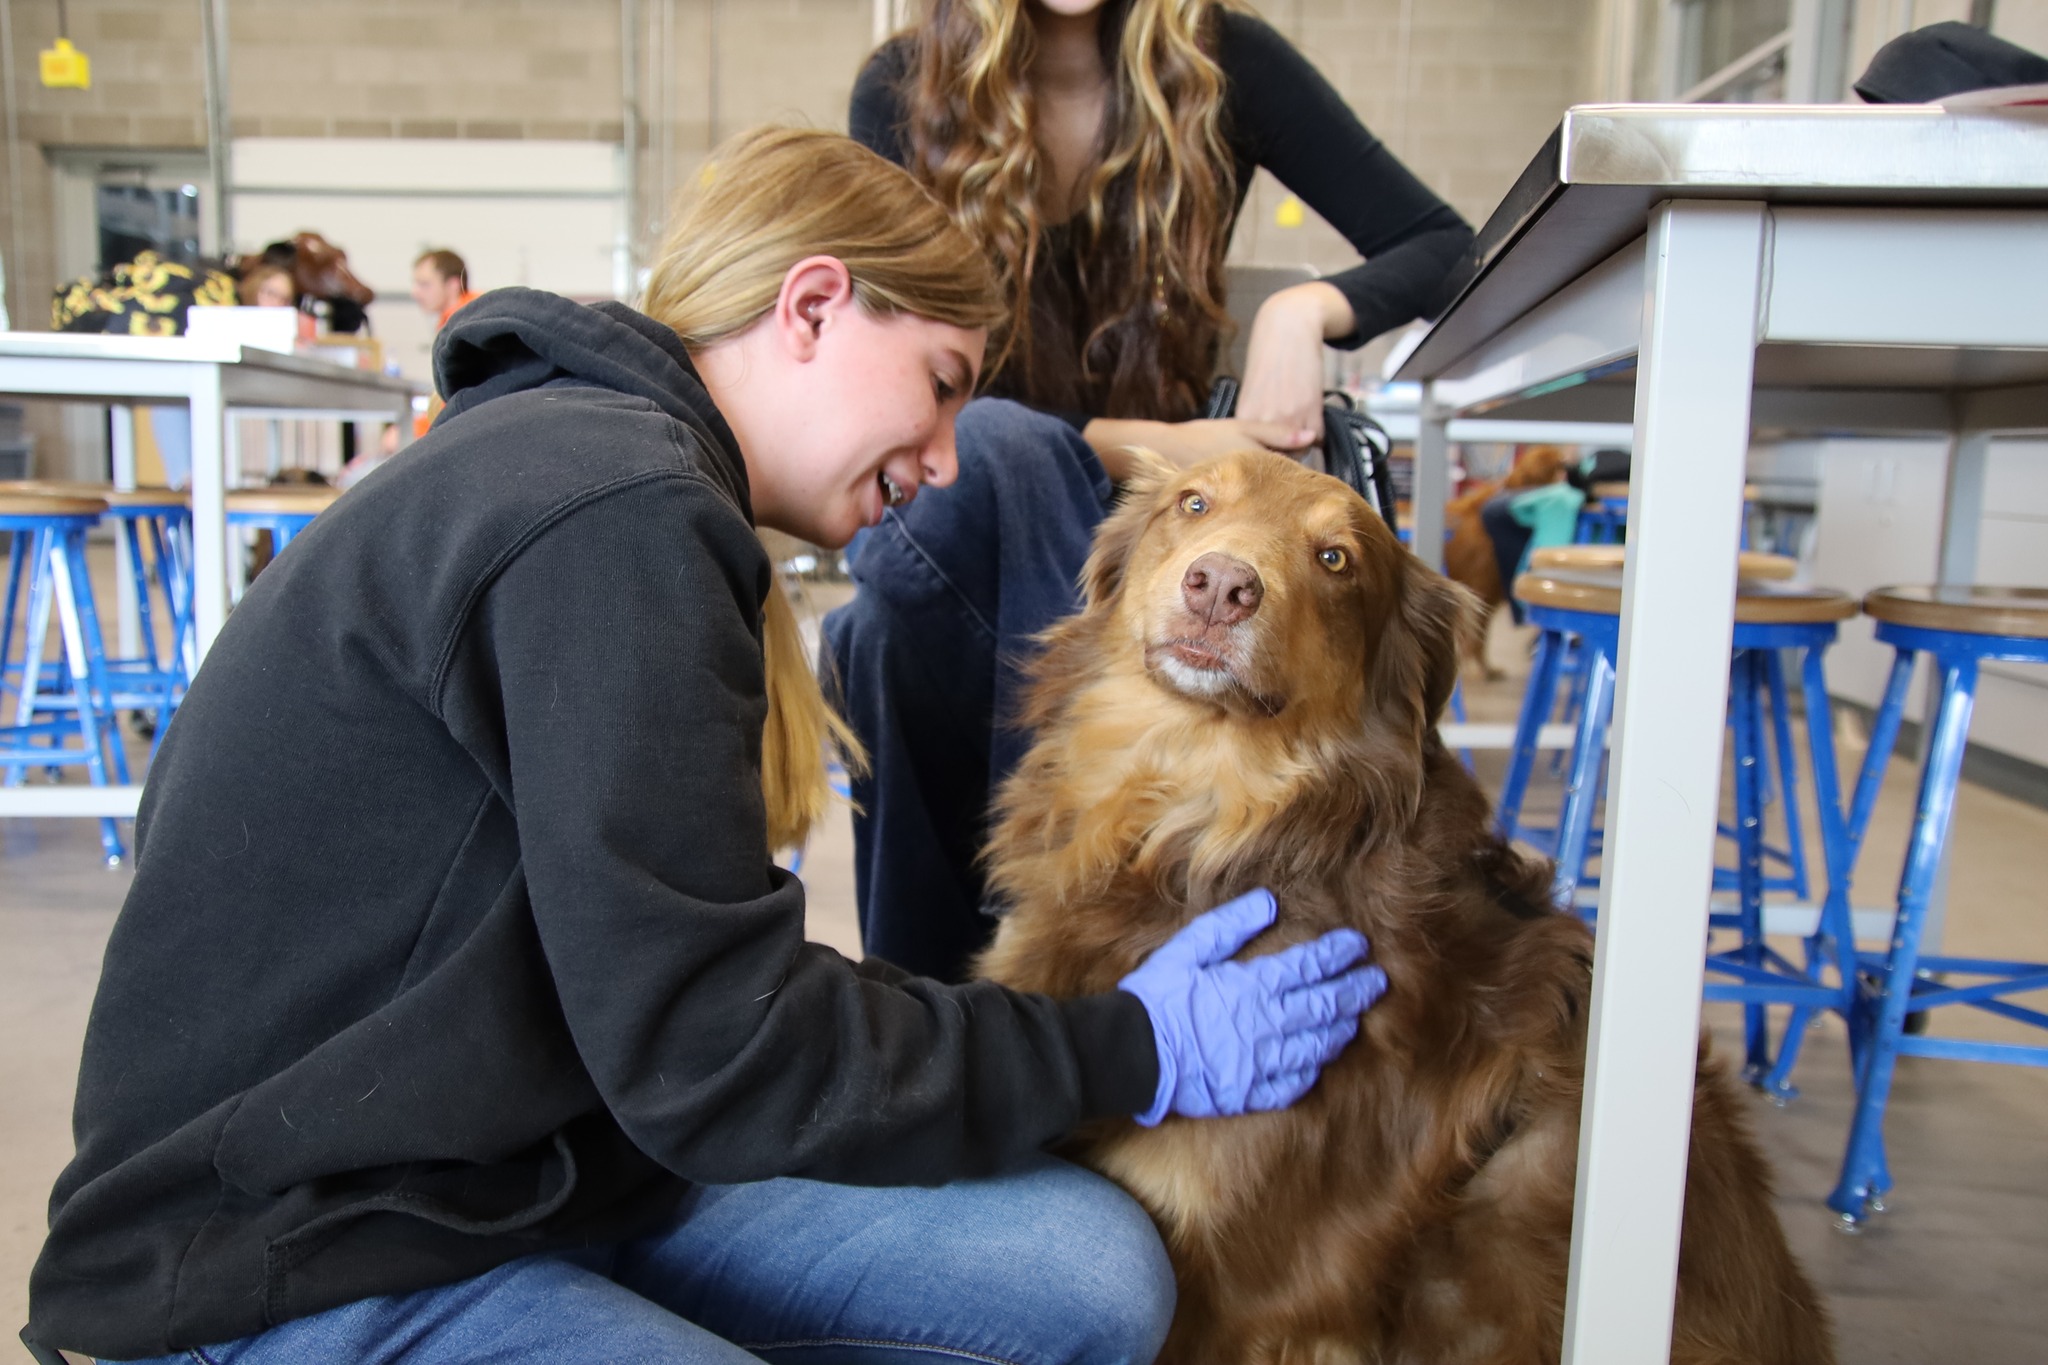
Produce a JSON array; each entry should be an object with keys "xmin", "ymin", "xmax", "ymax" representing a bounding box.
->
[
  {"xmin": 1079, "ymin": 448, "xmax": 1177, "ymax": 608},
  {"xmin": 775, "ymin": 255, "xmax": 856, "ymax": 359}
]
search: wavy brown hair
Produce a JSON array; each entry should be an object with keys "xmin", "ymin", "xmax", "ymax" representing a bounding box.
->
[{"xmin": 900, "ymin": 0, "xmax": 1235, "ymax": 421}]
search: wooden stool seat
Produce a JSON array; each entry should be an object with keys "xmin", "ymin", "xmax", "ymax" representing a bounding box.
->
[
  {"xmin": 0, "ymin": 490, "xmax": 108, "ymax": 517},
  {"xmin": 1527, "ymin": 546, "xmax": 1796, "ymax": 580},
  {"xmin": 1863, "ymin": 585, "xmax": 2048, "ymax": 639},
  {"xmin": 1514, "ymin": 569, "xmax": 1857, "ymax": 625},
  {"xmin": 102, "ymin": 491, "xmax": 192, "ymax": 511},
  {"xmin": 226, "ymin": 487, "xmax": 342, "ymax": 515},
  {"xmin": 1513, "ymin": 568, "xmax": 1628, "ymax": 615},
  {"xmin": 1, "ymin": 480, "xmax": 189, "ymax": 510},
  {"xmin": 1734, "ymin": 585, "xmax": 1861, "ymax": 626},
  {"xmin": 1582, "ymin": 481, "xmax": 1760, "ymax": 502}
]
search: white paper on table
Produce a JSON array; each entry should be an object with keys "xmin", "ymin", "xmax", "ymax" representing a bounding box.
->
[
  {"xmin": 184, "ymin": 305, "xmax": 300, "ymax": 354},
  {"xmin": 1937, "ymin": 83, "xmax": 2048, "ymax": 112}
]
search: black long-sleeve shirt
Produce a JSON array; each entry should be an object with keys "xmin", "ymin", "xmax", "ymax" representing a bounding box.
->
[
  {"xmin": 27, "ymin": 289, "xmax": 1157, "ymax": 1361},
  {"xmin": 851, "ymin": 10, "xmax": 1475, "ymax": 421}
]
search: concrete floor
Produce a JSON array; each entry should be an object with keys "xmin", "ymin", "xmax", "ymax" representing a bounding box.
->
[{"xmin": 3, "ymin": 578, "xmax": 2045, "ymax": 1362}]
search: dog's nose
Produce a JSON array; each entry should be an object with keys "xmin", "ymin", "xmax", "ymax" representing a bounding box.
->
[{"xmin": 1182, "ymin": 552, "xmax": 1263, "ymax": 625}]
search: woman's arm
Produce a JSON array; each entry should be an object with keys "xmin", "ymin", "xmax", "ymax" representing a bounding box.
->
[
  {"xmin": 849, "ymin": 37, "xmax": 915, "ymax": 165},
  {"xmin": 1082, "ymin": 416, "xmax": 1320, "ymax": 475},
  {"xmin": 451, "ymin": 475, "xmax": 1158, "ymax": 1186},
  {"xmin": 1217, "ymin": 12, "xmax": 1476, "ymax": 426}
]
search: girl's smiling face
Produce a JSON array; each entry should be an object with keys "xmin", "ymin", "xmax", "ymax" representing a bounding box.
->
[{"xmin": 694, "ymin": 258, "xmax": 985, "ymax": 550}]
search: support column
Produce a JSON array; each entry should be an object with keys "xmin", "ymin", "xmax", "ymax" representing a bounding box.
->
[{"xmin": 1561, "ymin": 199, "xmax": 1766, "ymax": 1365}]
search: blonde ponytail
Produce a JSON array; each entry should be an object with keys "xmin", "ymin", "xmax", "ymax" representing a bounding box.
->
[
  {"xmin": 758, "ymin": 575, "xmax": 864, "ymax": 852},
  {"xmin": 642, "ymin": 126, "xmax": 1001, "ymax": 853}
]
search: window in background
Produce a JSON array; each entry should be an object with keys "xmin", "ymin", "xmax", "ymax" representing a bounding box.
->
[
  {"xmin": 95, "ymin": 181, "xmax": 203, "ymax": 270},
  {"xmin": 1622, "ymin": 0, "xmax": 1857, "ymax": 102},
  {"xmin": 1676, "ymin": 0, "xmax": 1794, "ymax": 101}
]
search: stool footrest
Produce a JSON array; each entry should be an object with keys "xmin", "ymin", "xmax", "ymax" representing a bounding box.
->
[
  {"xmin": 1905, "ymin": 970, "xmax": 2048, "ymax": 1012},
  {"xmin": 1703, "ymin": 982, "xmax": 1844, "ymax": 1009},
  {"xmin": 0, "ymin": 744, "xmax": 98, "ymax": 762},
  {"xmin": 1966, "ymin": 997, "xmax": 2048, "ymax": 1032},
  {"xmin": 1894, "ymin": 1036, "xmax": 2048, "ymax": 1068},
  {"xmin": 1907, "ymin": 953, "xmax": 2048, "ymax": 977},
  {"xmin": 1707, "ymin": 944, "xmax": 1812, "ymax": 976}
]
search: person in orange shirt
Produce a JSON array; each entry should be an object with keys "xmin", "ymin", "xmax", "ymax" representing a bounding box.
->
[
  {"xmin": 400, "ymin": 249, "xmax": 480, "ymax": 443},
  {"xmin": 412, "ymin": 248, "xmax": 478, "ymax": 328}
]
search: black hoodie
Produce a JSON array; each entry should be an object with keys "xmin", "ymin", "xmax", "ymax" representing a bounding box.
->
[{"xmin": 27, "ymin": 289, "xmax": 1157, "ymax": 1360}]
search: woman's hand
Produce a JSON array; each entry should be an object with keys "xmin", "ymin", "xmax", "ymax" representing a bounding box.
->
[
  {"xmin": 1085, "ymin": 417, "xmax": 1318, "ymax": 478},
  {"xmin": 1118, "ymin": 888, "xmax": 1387, "ymax": 1126},
  {"xmin": 1236, "ymin": 281, "xmax": 1356, "ymax": 437}
]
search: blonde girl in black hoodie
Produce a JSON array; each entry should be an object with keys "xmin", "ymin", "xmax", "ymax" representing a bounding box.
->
[{"xmin": 29, "ymin": 128, "xmax": 1383, "ymax": 1365}]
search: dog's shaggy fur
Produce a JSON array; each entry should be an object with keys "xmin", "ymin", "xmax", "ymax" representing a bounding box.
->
[{"xmin": 978, "ymin": 450, "xmax": 1833, "ymax": 1365}]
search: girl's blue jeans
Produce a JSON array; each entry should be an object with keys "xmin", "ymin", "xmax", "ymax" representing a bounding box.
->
[
  {"xmin": 113, "ymin": 1156, "xmax": 1174, "ymax": 1365},
  {"xmin": 824, "ymin": 399, "xmax": 1113, "ymax": 982}
]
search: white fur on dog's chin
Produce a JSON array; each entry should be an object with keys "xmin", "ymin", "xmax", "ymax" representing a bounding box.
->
[{"xmin": 1156, "ymin": 654, "xmax": 1235, "ymax": 697}]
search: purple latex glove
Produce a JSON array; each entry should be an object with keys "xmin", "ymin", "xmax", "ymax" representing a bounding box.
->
[{"xmin": 1119, "ymin": 888, "xmax": 1387, "ymax": 1126}]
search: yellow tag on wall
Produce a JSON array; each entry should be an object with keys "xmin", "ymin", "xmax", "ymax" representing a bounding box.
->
[
  {"xmin": 1274, "ymin": 193, "xmax": 1305, "ymax": 229},
  {"xmin": 40, "ymin": 37, "xmax": 91, "ymax": 89}
]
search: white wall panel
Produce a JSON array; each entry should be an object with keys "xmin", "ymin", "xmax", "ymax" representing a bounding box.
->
[
  {"xmin": 1812, "ymin": 437, "xmax": 1945, "ymax": 711},
  {"xmin": 231, "ymin": 139, "xmax": 627, "ymax": 383}
]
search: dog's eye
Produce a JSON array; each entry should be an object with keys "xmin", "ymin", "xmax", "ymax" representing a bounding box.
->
[
  {"xmin": 1317, "ymin": 547, "xmax": 1349, "ymax": 572},
  {"xmin": 1178, "ymin": 491, "xmax": 1208, "ymax": 516}
]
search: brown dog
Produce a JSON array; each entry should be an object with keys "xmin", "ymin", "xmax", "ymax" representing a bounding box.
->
[{"xmin": 978, "ymin": 450, "xmax": 1832, "ymax": 1364}]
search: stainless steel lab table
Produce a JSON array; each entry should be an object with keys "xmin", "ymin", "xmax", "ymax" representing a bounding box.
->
[{"xmin": 1393, "ymin": 103, "xmax": 2048, "ymax": 1364}]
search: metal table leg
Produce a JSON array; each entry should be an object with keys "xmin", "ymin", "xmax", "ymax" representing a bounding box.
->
[
  {"xmin": 1413, "ymin": 390, "xmax": 1450, "ymax": 573},
  {"xmin": 187, "ymin": 366, "xmax": 229, "ymax": 660},
  {"xmin": 1561, "ymin": 200, "xmax": 1765, "ymax": 1365}
]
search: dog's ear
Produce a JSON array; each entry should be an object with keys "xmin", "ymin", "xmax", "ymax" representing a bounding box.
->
[
  {"xmin": 1079, "ymin": 447, "xmax": 1177, "ymax": 609},
  {"xmin": 1374, "ymin": 553, "xmax": 1483, "ymax": 732}
]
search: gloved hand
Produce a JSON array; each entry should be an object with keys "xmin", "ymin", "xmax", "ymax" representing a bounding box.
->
[{"xmin": 1119, "ymin": 888, "xmax": 1387, "ymax": 1127}]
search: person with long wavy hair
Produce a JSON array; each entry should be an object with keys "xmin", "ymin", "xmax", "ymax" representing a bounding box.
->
[{"xmin": 826, "ymin": 0, "xmax": 1475, "ymax": 981}]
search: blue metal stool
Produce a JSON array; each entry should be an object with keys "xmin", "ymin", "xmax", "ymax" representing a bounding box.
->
[
  {"xmin": 1501, "ymin": 547, "xmax": 1817, "ymax": 905},
  {"xmin": 227, "ymin": 485, "xmax": 340, "ymax": 597},
  {"xmin": 1495, "ymin": 569, "xmax": 1617, "ymax": 904},
  {"xmin": 103, "ymin": 487, "xmax": 195, "ymax": 697},
  {"xmin": 37, "ymin": 484, "xmax": 195, "ymax": 736},
  {"xmin": 0, "ymin": 489, "xmax": 128, "ymax": 862},
  {"xmin": 8, "ymin": 481, "xmax": 193, "ymax": 754},
  {"xmin": 1710, "ymin": 587, "xmax": 1862, "ymax": 1094},
  {"xmin": 1826, "ymin": 585, "xmax": 2048, "ymax": 1230},
  {"xmin": 1576, "ymin": 483, "xmax": 1766, "ymax": 549},
  {"xmin": 1496, "ymin": 565, "xmax": 1862, "ymax": 1085}
]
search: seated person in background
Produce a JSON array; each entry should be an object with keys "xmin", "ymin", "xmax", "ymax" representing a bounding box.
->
[
  {"xmin": 1478, "ymin": 464, "xmax": 1582, "ymax": 624},
  {"xmin": 413, "ymin": 248, "xmax": 479, "ymax": 331},
  {"xmin": 1444, "ymin": 445, "xmax": 1574, "ymax": 674},
  {"xmin": 239, "ymin": 263, "xmax": 296, "ymax": 308},
  {"xmin": 402, "ymin": 248, "xmax": 481, "ymax": 444}
]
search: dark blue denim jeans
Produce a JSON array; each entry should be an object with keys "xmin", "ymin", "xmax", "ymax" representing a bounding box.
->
[
  {"xmin": 824, "ymin": 399, "xmax": 1113, "ymax": 982},
  {"xmin": 112, "ymin": 1157, "xmax": 1173, "ymax": 1365}
]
